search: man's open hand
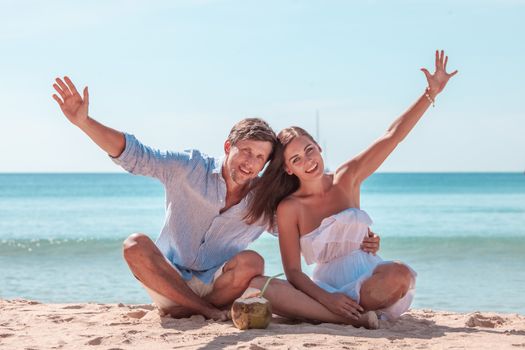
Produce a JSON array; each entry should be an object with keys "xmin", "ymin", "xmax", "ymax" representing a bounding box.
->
[
  {"xmin": 361, "ymin": 228, "xmax": 380, "ymax": 255},
  {"xmin": 52, "ymin": 76, "xmax": 89, "ymax": 127}
]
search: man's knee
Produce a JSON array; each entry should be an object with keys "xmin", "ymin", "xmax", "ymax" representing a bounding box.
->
[
  {"xmin": 229, "ymin": 250, "xmax": 265, "ymax": 288},
  {"xmin": 122, "ymin": 233, "xmax": 155, "ymax": 262},
  {"xmin": 237, "ymin": 250, "xmax": 264, "ymax": 275}
]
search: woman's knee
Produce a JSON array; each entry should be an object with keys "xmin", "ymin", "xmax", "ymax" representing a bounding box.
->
[
  {"xmin": 384, "ymin": 262, "xmax": 413, "ymax": 296},
  {"xmin": 360, "ymin": 262, "xmax": 413, "ymax": 310}
]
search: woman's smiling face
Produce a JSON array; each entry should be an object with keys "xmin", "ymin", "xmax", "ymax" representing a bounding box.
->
[{"xmin": 283, "ymin": 135, "xmax": 324, "ymax": 180}]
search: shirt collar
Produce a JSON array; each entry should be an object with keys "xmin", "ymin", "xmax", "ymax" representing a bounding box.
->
[{"xmin": 212, "ymin": 156, "xmax": 225, "ymax": 175}]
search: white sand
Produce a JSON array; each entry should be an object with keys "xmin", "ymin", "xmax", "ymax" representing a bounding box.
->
[{"xmin": 1, "ymin": 299, "xmax": 524, "ymax": 349}]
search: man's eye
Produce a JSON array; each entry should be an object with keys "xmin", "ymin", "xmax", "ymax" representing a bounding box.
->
[{"xmin": 306, "ymin": 148, "xmax": 313, "ymax": 154}]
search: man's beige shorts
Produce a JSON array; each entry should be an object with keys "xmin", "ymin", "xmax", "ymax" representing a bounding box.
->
[{"xmin": 143, "ymin": 263, "xmax": 226, "ymax": 311}]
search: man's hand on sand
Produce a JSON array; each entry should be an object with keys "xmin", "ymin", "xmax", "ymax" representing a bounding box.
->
[{"xmin": 52, "ymin": 76, "xmax": 89, "ymax": 127}]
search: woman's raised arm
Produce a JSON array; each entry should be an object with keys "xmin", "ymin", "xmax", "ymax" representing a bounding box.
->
[{"xmin": 336, "ymin": 50, "xmax": 458, "ymax": 189}]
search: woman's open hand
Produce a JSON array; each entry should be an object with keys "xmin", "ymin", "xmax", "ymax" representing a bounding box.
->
[
  {"xmin": 421, "ymin": 50, "xmax": 458, "ymax": 98},
  {"xmin": 323, "ymin": 292, "xmax": 364, "ymax": 320}
]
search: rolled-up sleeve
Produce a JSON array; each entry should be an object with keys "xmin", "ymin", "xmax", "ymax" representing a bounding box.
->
[{"xmin": 111, "ymin": 133, "xmax": 199, "ymax": 184}]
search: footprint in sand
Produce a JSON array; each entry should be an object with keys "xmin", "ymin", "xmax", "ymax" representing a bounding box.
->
[
  {"xmin": 466, "ymin": 313, "xmax": 506, "ymax": 328},
  {"xmin": 126, "ymin": 310, "xmax": 148, "ymax": 319},
  {"xmin": 128, "ymin": 304, "xmax": 155, "ymax": 311},
  {"xmin": 49, "ymin": 315, "xmax": 74, "ymax": 323},
  {"xmin": 86, "ymin": 336, "xmax": 105, "ymax": 345},
  {"xmin": 62, "ymin": 305, "xmax": 83, "ymax": 309},
  {"xmin": 249, "ymin": 345, "xmax": 267, "ymax": 350}
]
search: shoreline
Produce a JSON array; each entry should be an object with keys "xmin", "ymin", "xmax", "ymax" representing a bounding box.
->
[{"xmin": 1, "ymin": 299, "xmax": 524, "ymax": 349}]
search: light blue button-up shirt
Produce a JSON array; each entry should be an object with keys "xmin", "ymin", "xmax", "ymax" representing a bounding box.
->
[{"xmin": 112, "ymin": 133, "xmax": 266, "ymax": 284}]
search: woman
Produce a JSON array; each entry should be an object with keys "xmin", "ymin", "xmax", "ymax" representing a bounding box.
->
[{"xmin": 246, "ymin": 50, "xmax": 457, "ymax": 322}]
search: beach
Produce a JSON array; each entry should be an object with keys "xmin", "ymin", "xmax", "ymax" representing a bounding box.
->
[
  {"xmin": 1, "ymin": 173, "xmax": 524, "ymax": 349},
  {"xmin": 2, "ymin": 0, "xmax": 524, "ymax": 347},
  {"xmin": 1, "ymin": 299, "xmax": 524, "ymax": 349}
]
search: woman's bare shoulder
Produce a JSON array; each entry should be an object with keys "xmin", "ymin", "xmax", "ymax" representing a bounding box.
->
[
  {"xmin": 277, "ymin": 195, "xmax": 301, "ymax": 215},
  {"xmin": 277, "ymin": 193, "xmax": 307, "ymax": 223},
  {"xmin": 276, "ymin": 196, "xmax": 302, "ymax": 235}
]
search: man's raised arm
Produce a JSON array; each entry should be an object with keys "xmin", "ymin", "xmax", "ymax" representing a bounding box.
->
[{"xmin": 52, "ymin": 76, "xmax": 125, "ymax": 158}]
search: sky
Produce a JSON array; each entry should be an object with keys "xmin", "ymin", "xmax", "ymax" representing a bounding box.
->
[{"xmin": 0, "ymin": 0, "xmax": 523, "ymax": 172}]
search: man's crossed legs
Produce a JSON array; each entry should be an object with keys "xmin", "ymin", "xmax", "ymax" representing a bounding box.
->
[{"xmin": 123, "ymin": 233, "xmax": 263, "ymax": 321}]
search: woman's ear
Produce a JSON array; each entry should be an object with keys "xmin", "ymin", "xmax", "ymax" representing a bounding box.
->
[{"xmin": 284, "ymin": 165, "xmax": 293, "ymax": 175}]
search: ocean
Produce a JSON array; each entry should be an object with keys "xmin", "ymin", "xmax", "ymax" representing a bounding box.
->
[{"xmin": 1, "ymin": 173, "xmax": 524, "ymax": 314}]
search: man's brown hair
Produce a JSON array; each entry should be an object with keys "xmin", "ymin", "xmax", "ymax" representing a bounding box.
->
[{"xmin": 227, "ymin": 118, "xmax": 277, "ymax": 147}]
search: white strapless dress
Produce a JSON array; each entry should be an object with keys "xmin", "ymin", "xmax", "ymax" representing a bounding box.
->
[{"xmin": 300, "ymin": 208, "xmax": 417, "ymax": 320}]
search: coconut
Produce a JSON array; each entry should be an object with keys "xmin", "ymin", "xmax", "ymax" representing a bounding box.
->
[
  {"xmin": 231, "ymin": 295, "xmax": 272, "ymax": 330},
  {"xmin": 231, "ymin": 274, "xmax": 283, "ymax": 330}
]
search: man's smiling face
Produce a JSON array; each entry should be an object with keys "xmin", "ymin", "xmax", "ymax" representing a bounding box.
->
[{"xmin": 224, "ymin": 139, "xmax": 274, "ymax": 186}]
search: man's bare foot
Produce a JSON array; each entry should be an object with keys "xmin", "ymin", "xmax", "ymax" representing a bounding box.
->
[
  {"xmin": 159, "ymin": 305, "xmax": 229, "ymax": 321},
  {"xmin": 357, "ymin": 311, "xmax": 379, "ymax": 329},
  {"xmin": 160, "ymin": 305, "xmax": 194, "ymax": 318},
  {"xmin": 205, "ymin": 308, "xmax": 231, "ymax": 322}
]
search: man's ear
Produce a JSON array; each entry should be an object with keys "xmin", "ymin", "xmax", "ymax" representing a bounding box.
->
[{"xmin": 224, "ymin": 140, "xmax": 231, "ymax": 155}]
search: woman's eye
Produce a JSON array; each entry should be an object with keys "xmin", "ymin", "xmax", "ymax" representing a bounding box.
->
[
  {"xmin": 292, "ymin": 158, "xmax": 299, "ymax": 164},
  {"xmin": 306, "ymin": 148, "xmax": 313, "ymax": 154}
]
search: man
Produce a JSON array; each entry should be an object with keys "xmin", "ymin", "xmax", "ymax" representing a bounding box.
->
[{"xmin": 52, "ymin": 76, "xmax": 380, "ymax": 324}]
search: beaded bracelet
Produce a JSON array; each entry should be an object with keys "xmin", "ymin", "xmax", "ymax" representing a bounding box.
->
[{"xmin": 424, "ymin": 88, "xmax": 435, "ymax": 108}]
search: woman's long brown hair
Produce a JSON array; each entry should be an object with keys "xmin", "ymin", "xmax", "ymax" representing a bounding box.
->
[{"xmin": 245, "ymin": 126, "xmax": 320, "ymax": 229}]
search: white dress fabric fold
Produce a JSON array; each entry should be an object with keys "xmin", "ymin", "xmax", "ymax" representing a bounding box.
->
[{"xmin": 300, "ymin": 208, "xmax": 417, "ymax": 320}]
